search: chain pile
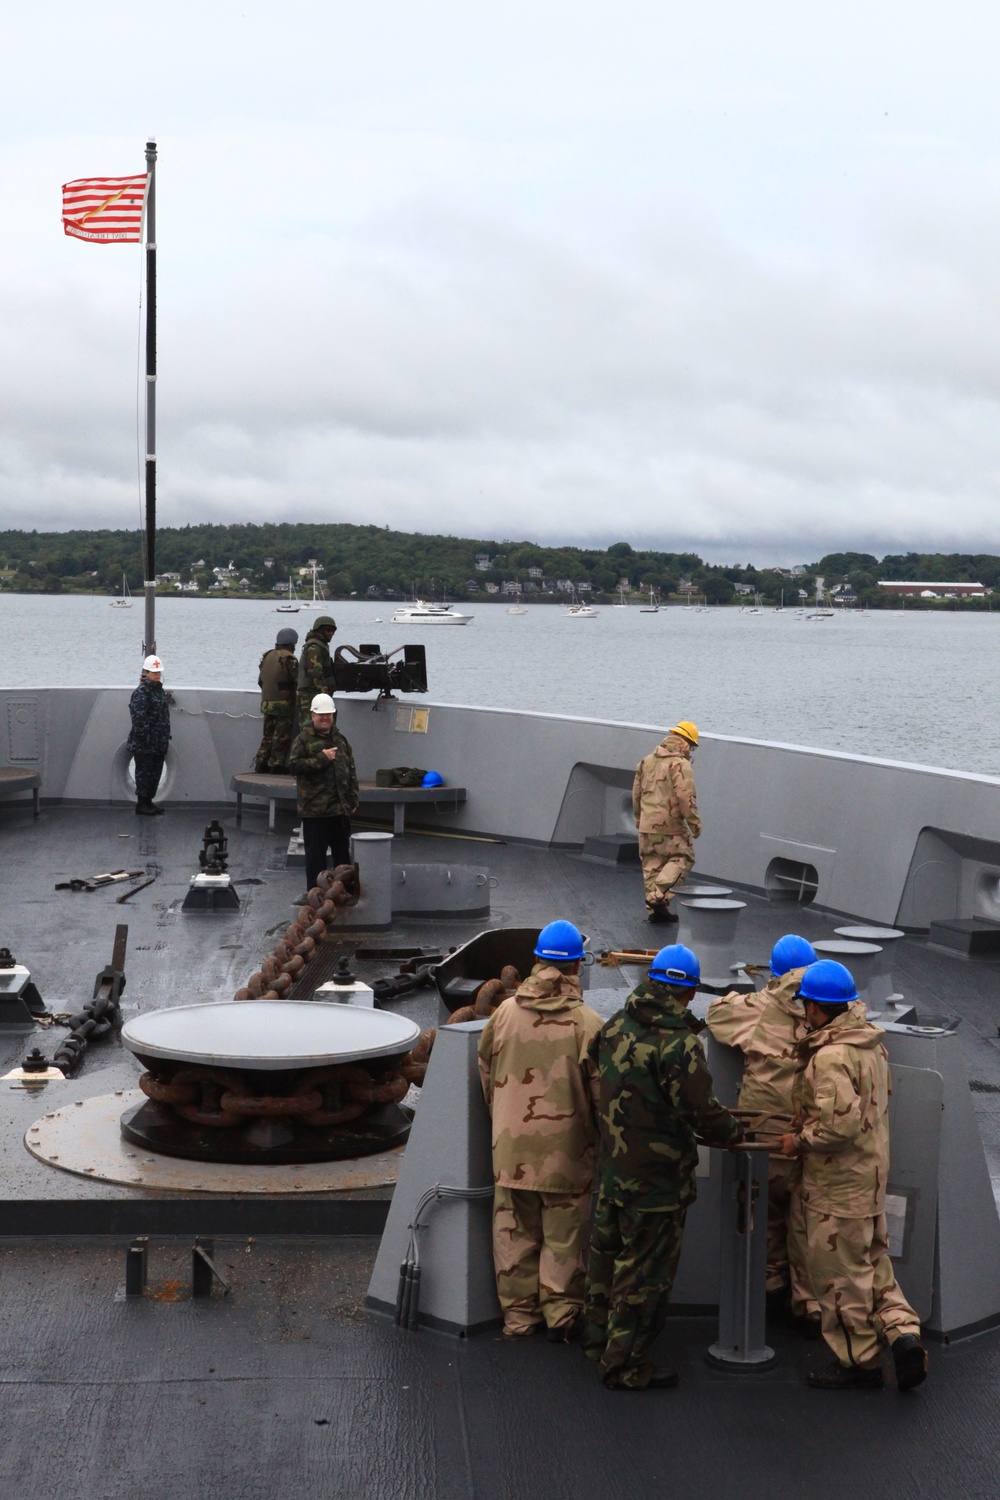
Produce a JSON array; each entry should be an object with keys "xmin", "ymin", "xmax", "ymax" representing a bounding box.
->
[
  {"xmin": 52, "ymin": 924, "xmax": 129, "ymax": 1076},
  {"xmin": 232, "ymin": 863, "xmax": 436, "ymax": 1088},
  {"xmin": 233, "ymin": 863, "xmax": 359, "ymax": 1002},
  {"xmin": 138, "ymin": 1055, "xmax": 428, "ymax": 1129}
]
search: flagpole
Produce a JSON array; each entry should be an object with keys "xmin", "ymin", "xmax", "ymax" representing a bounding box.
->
[{"xmin": 143, "ymin": 137, "xmax": 157, "ymax": 657}]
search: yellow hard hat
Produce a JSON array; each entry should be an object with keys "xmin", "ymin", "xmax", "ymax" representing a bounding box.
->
[{"xmin": 671, "ymin": 721, "xmax": 699, "ymax": 746}]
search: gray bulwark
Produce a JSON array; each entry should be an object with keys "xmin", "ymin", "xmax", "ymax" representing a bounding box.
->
[
  {"xmin": 881, "ymin": 1023, "xmax": 1000, "ymax": 1341},
  {"xmin": 366, "ymin": 1020, "xmax": 501, "ymax": 1336},
  {"xmin": 884, "ymin": 1064, "xmax": 942, "ymax": 1322}
]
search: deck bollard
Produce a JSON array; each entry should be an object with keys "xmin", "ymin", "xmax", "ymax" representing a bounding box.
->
[
  {"xmin": 679, "ymin": 898, "xmax": 747, "ymax": 987},
  {"xmin": 834, "ymin": 926, "xmax": 905, "ymax": 1005},
  {"xmin": 706, "ymin": 1144, "xmax": 775, "ymax": 1372},
  {"xmin": 341, "ymin": 831, "xmax": 393, "ymax": 929},
  {"xmin": 813, "ymin": 939, "xmax": 882, "ymax": 1005}
]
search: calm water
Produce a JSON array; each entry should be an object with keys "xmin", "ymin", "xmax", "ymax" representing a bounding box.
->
[{"xmin": 1, "ymin": 594, "xmax": 996, "ymax": 776}]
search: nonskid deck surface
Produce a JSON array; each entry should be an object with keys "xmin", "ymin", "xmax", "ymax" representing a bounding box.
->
[
  {"xmin": 3, "ymin": 806, "xmax": 1000, "ymax": 1497},
  {"xmin": 0, "ymin": 1236, "xmax": 996, "ymax": 1500},
  {"xmin": 4, "ymin": 804, "xmax": 1000, "ymax": 1165}
]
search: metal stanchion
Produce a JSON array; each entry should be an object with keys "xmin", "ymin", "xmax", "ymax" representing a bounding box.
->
[{"xmin": 706, "ymin": 1143, "xmax": 777, "ymax": 1372}]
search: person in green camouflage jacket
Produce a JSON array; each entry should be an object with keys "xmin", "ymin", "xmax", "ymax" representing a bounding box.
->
[
  {"xmin": 582, "ymin": 944, "xmax": 743, "ymax": 1390},
  {"xmin": 287, "ymin": 693, "xmax": 359, "ymax": 892},
  {"xmin": 296, "ymin": 616, "xmax": 337, "ymax": 724},
  {"xmin": 254, "ymin": 627, "xmax": 298, "ymax": 772},
  {"xmin": 477, "ymin": 920, "xmax": 603, "ymax": 1340}
]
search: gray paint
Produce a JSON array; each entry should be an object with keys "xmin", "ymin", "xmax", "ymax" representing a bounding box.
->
[
  {"xmin": 366, "ymin": 1020, "xmax": 500, "ymax": 1335},
  {"xmin": 881, "ymin": 1024, "xmax": 1000, "ymax": 1340},
  {"xmin": 9, "ymin": 686, "xmax": 1000, "ymax": 928}
]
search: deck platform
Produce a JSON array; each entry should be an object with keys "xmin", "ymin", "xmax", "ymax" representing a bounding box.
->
[{"xmin": 3, "ymin": 805, "xmax": 1000, "ymax": 1496}]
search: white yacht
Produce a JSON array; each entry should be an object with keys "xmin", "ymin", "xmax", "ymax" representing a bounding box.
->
[
  {"xmin": 564, "ymin": 601, "xmax": 598, "ymax": 618},
  {"xmin": 391, "ymin": 599, "xmax": 473, "ymax": 625}
]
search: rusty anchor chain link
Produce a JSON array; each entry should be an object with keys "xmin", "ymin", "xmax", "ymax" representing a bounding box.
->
[
  {"xmin": 138, "ymin": 1058, "xmax": 411, "ymax": 1130},
  {"xmin": 231, "ymin": 861, "xmax": 438, "ymax": 1089}
]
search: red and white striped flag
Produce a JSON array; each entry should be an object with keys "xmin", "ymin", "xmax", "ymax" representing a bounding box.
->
[{"xmin": 61, "ymin": 174, "xmax": 148, "ymax": 243}]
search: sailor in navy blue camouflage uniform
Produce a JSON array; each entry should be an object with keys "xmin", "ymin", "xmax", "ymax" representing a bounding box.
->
[{"xmin": 128, "ymin": 654, "xmax": 171, "ymax": 815}]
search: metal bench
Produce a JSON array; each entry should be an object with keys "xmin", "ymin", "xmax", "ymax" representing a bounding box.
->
[
  {"xmin": 230, "ymin": 773, "xmax": 467, "ymax": 835},
  {"xmin": 0, "ymin": 767, "xmax": 40, "ymax": 818}
]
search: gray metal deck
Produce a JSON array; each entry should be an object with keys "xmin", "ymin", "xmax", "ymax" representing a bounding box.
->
[{"xmin": 3, "ymin": 804, "xmax": 1000, "ymax": 1497}]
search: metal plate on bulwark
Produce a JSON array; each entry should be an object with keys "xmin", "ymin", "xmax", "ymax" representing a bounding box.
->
[
  {"xmin": 24, "ymin": 1091, "xmax": 405, "ymax": 1193},
  {"xmin": 121, "ymin": 1000, "xmax": 419, "ymax": 1070}
]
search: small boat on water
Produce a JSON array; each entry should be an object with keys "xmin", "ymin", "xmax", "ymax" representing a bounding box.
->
[
  {"xmin": 392, "ymin": 600, "xmax": 472, "ymax": 625},
  {"xmin": 275, "ymin": 577, "xmax": 300, "ymax": 613},
  {"xmin": 110, "ymin": 573, "xmax": 133, "ymax": 609},
  {"xmin": 506, "ymin": 604, "xmax": 528, "ymax": 616},
  {"xmin": 564, "ymin": 602, "xmax": 598, "ymax": 618},
  {"xmin": 639, "ymin": 587, "xmax": 659, "ymax": 614}
]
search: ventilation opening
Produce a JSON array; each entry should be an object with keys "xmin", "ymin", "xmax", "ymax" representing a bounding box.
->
[{"xmin": 765, "ymin": 857, "xmax": 818, "ymax": 905}]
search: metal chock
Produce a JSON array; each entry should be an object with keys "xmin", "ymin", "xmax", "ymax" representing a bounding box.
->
[
  {"xmin": 125, "ymin": 1237, "xmax": 148, "ymax": 1298},
  {"xmin": 192, "ymin": 1237, "xmax": 231, "ymax": 1298}
]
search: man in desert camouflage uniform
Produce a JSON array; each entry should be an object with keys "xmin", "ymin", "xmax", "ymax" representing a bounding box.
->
[
  {"xmin": 777, "ymin": 959, "xmax": 928, "ymax": 1391},
  {"xmin": 254, "ymin": 627, "xmax": 298, "ymax": 772},
  {"xmin": 706, "ymin": 933, "xmax": 821, "ymax": 1332},
  {"xmin": 583, "ymin": 944, "xmax": 743, "ymax": 1390},
  {"xmin": 296, "ymin": 615, "xmax": 337, "ymax": 724},
  {"xmin": 632, "ymin": 721, "xmax": 701, "ymax": 923},
  {"xmin": 477, "ymin": 920, "xmax": 603, "ymax": 1341}
]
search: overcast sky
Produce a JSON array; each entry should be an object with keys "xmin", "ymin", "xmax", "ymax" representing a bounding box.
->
[{"xmin": 2, "ymin": 2, "xmax": 1000, "ymax": 562}]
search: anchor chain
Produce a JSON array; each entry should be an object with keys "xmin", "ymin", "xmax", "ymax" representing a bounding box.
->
[
  {"xmin": 138, "ymin": 1058, "xmax": 410, "ymax": 1129},
  {"xmin": 231, "ymin": 861, "xmax": 437, "ymax": 1087}
]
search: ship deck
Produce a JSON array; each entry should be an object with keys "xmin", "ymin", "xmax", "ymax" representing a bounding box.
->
[{"xmin": 2, "ymin": 803, "xmax": 1000, "ymax": 1498}]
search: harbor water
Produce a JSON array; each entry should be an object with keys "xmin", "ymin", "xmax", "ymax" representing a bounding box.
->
[{"xmin": 1, "ymin": 593, "xmax": 997, "ymax": 776}]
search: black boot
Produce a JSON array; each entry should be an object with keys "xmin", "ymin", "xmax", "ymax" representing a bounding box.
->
[
  {"xmin": 646, "ymin": 905, "xmax": 678, "ymax": 925},
  {"xmin": 891, "ymin": 1334, "xmax": 928, "ymax": 1391}
]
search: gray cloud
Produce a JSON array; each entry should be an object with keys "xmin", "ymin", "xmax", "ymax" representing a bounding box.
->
[{"xmin": 3, "ymin": 4, "xmax": 1000, "ymax": 560}]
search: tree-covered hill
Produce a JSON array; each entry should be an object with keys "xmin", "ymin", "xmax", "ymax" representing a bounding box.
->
[{"xmin": 0, "ymin": 522, "xmax": 995, "ymax": 608}]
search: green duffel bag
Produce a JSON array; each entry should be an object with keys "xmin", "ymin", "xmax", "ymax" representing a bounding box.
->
[{"xmin": 392, "ymin": 766, "xmax": 428, "ymax": 787}]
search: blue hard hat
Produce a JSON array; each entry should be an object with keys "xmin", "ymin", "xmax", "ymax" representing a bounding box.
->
[
  {"xmin": 798, "ymin": 960, "xmax": 858, "ymax": 1005},
  {"xmin": 648, "ymin": 944, "xmax": 701, "ymax": 987},
  {"xmin": 534, "ymin": 920, "xmax": 586, "ymax": 962},
  {"xmin": 770, "ymin": 934, "xmax": 817, "ymax": 978},
  {"xmin": 422, "ymin": 771, "xmax": 444, "ymax": 788}
]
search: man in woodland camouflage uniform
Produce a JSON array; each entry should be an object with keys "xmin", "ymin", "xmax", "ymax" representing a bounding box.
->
[
  {"xmin": 777, "ymin": 960, "xmax": 928, "ymax": 1392},
  {"xmin": 287, "ymin": 693, "xmax": 359, "ymax": 895},
  {"xmin": 254, "ymin": 627, "xmax": 298, "ymax": 772},
  {"xmin": 583, "ymin": 945, "xmax": 743, "ymax": 1389},
  {"xmin": 296, "ymin": 615, "xmax": 337, "ymax": 724},
  {"xmin": 706, "ymin": 933, "xmax": 821, "ymax": 1334},
  {"xmin": 633, "ymin": 721, "xmax": 701, "ymax": 923},
  {"xmin": 477, "ymin": 920, "xmax": 603, "ymax": 1341}
]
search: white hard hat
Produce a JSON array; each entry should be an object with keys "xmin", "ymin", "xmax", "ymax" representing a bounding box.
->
[
  {"xmin": 142, "ymin": 655, "xmax": 163, "ymax": 672},
  {"xmin": 310, "ymin": 693, "xmax": 335, "ymax": 714}
]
